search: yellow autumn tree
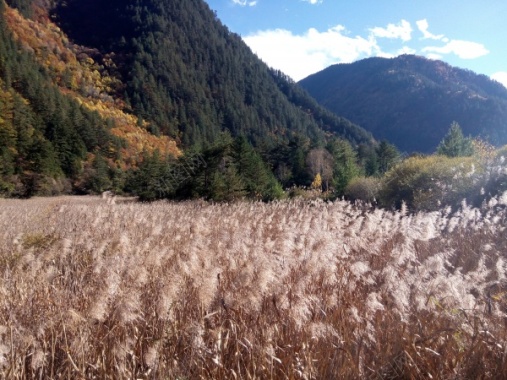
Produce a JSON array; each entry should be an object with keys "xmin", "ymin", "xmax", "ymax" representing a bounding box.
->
[{"xmin": 311, "ymin": 173, "xmax": 322, "ymax": 190}]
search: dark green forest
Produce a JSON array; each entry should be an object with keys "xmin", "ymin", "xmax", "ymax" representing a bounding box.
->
[
  {"xmin": 1, "ymin": 0, "xmax": 389, "ymax": 201},
  {"xmin": 52, "ymin": 0, "xmax": 372, "ymax": 148}
]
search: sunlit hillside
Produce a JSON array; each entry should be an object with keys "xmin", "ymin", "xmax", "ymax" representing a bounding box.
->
[
  {"xmin": 4, "ymin": 5, "xmax": 180, "ymax": 161},
  {"xmin": 1, "ymin": 196, "xmax": 506, "ymax": 378}
]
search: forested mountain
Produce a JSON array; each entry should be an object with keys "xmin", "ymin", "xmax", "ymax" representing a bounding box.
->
[
  {"xmin": 51, "ymin": 0, "xmax": 371, "ymax": 147},
  {"xmin": 0, "ymin": 0, "xmax": 375, "ymax": 198},
  {"xmin": 0, "ymin": 0, "xmax": 128, "ymax": 196},
  {"xmin": 299, "ymin": 55, "xmax": 507, "ymax": 153}
]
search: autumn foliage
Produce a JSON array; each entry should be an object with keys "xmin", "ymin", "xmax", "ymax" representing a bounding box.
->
[{"xmin": 4, "ymin": 5, "xmax": 180, "ymax": 160}]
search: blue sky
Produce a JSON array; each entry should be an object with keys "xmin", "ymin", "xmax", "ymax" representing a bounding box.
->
[{"xmin": 204, "ymin": 0, "xmax": 507, "ymax": 86}]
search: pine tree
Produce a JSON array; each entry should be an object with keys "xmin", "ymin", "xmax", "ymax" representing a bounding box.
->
[
  {"xmin": 376, "ymin": 140, "xmax": 400, "ymax": 174},
  {"xmin": 330, "ymin": 139, "xmax": 361, "ymax": 195},
  {"xmin": 234, "ymin": 136, "xmax": 273, "ymax": 198},
  {"xmin": 437, "ymin": 122, "xmax": 474, "ymax": 157},
  {"xmin": 88, "ymin": 153, "xmax": 113, "ymax": 193}
]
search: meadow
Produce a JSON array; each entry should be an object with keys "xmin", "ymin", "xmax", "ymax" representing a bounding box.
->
[{"xmin": 0, "ymin": 195, "xmax": 506, "ymax": 379}]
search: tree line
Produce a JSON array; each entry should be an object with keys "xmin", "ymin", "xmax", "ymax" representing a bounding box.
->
[{"xmin": 3, "ymin": 0, "xmax": 505, "ymax": 209}]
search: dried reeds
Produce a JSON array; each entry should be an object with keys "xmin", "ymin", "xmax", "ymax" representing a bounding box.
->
[{"xmin": 0, "ymin": 195, "xmax": 506, "ymax": 378}]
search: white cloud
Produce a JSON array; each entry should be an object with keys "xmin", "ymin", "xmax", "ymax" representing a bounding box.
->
[
  {"xmin": 417, "ymin": 19, "xmax": 488, "ymax": 61},
  {"xmin": 397, "ymin": 46, "xmax": 417, "ymax": 55},
  {"xmin": 492, "ymin": 72, "xmax": 507, "ymax": 88},
  {"xmin": 244, "ymin": 25, "xmax": 380, "ymax": 80},
  {"xmin": 302, "ymin": 0, "xmax": 323, "ymax": 4},
  {"xmin": 416, "ymin": 19, "xmax": 445, "ymax": 40},
  {"xmin": 369, "ymin": 20, "xmax": 413, "ymax": 42},
  {"xmin": 422, "ymin": 40, "xmax": 489, "ymax": 59},
  {"xmin": 425, "ymin": 53, "xmax": 443, "ymax": 60},
  {"xmin": 232, "ymin": 0, "xmax": 257, "ymax": 6},
  {"xmin": 242, "ymin": 18, "xmax": 489, "ymax": 81}
]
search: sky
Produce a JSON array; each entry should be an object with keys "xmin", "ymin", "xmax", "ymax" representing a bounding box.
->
[{"xmin": 204, "ymin": 0, "xmax": 507, "ymax": 87}]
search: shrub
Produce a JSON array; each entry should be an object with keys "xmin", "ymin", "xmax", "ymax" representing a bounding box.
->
[
  {"xmin": 379, "ymin": 155, "xmax": 483, "ymax": 211},
  {"xmin": 9, "ymin": 173, "xmax": 72, "ymax": 197},
  {"xmin": 496, "ymin": 145, "xmax": 507, "ymax": 159},
  {"xmin": 482, "ymin": 153, "xmax": 507, "ymax": 201},
  {"xmin": 344, "ymin": 176, "xmax": 381, "ymax": 203}
]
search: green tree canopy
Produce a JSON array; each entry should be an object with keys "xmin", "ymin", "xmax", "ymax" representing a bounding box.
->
[
  {"xmin": 329, "ymin": 139, "xmax": 361, "ymax": 195},
  {"xmin": 376, "ymin": 140, "xmax": 400, "ymax": 174},
  {"xmin": 437, "ymin": 122, "xmax": 474, "ymax": 157}
]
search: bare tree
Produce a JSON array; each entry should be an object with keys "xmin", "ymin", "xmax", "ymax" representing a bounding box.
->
[{"xmin": 306, "ymin": 148, "xmax": 333, "ymax": 191}]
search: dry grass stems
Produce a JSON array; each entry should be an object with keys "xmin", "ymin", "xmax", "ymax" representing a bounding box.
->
[{"xmin": 0, "ymin": 194, "xmax": 506, "ymax": 378}]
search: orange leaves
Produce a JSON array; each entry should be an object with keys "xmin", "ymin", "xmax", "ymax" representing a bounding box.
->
[{"xmin": 4, "ymin": 3, "xmax": 181, "ymax": 166}]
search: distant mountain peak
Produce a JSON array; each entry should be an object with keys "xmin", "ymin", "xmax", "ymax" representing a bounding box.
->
[{"xmin": 299, "ymin": 55, "xmax": 507, "ymax": 153}]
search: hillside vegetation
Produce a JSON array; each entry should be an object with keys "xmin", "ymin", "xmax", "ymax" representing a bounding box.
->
[
  {"xmin": 299, "ymin": 55, "xmax": 507, "ymax": 153},
  {"xmin": 52, "ymin": 0, "xmax": 372, "ymax": 147},
  {"xmin": 365, "ymin": 141, "xmax": 507, "ymax": 212},
  {"xmin": 0, "ymin": 0, "xmax": 378, "ymax": 199},
  {"xmin": 0, "ymin": 196, "xmax": 506, "ymax": 378}
]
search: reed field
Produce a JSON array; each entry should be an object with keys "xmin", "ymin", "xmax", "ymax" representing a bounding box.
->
[{"xmin": 0, "ymin": 195, "xmax": 507, "ymax": 379}]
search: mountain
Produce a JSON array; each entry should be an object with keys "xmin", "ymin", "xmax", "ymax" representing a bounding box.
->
[
  {"xmin": 0, "ymin": 0, "xmax": 180, "ymax": 196},
  {"xmin": 0, "ymin": 0, "xmax": 373, "ymax": 197},
  {"xmin": 299, "ymin": 55, "xmax": 507, "ymax": 153},
  {"xmin": 50, "ymin": 0, "xmax": 372, "ymax": 147}
]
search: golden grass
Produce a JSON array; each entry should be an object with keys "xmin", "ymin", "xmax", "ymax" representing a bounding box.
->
[{"xmin": 0, "ymin": 195, "xmax": 506, "ymax": 379}]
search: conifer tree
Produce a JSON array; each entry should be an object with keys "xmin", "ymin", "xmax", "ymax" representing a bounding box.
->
[
  {"xmin": 376, "ymin": 140, "xmax": 400, "ymax": 174},
  {"xmin": 437, "ymin": 122, "xmax": 474, "ymax": 157},
  {"xmin": 330, "ymin": 139, "xmax": 361, "ymax": 195}
]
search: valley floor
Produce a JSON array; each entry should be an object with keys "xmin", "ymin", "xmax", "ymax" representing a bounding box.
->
[{"xmin": 0, "ymin": 196, "xmax": 506, "ymax": 378}]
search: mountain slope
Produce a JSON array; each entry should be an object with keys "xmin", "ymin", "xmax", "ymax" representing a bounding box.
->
[
  {"xmin": 1, "ymin": 0, "xmax": 374, "ymax": 198},
  {"xmin": 3, "ymin": 3, "xmax": 180, "ymax": 160},
  {"xmin": 299, "ymin": 55, "xmax": 507, "ymax": 153},
  {"xmin": 51, "ymin": 0, "xmax": 372, "ymax": 148}
]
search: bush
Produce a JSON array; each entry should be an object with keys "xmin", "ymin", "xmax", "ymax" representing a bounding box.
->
[
  {"xmin": 344, "ymin": 176, "xmax": 381, "ymax": 203},
  {"xmin": 496, "ymin": 145, "xmax": 507, "ymax": 160},
  {"xmin": 9, "ymin": 173, "xmax": 71, "ymax": 198},
  {"xmin": 379, "ymin": 155, "xmax": 483, "ymax": 211},
  {"xmin": 0, "ymin": 176, "xmax": 15, "ymax": 197}
]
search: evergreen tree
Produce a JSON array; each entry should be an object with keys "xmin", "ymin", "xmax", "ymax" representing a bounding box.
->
[
  {"xmin": 437, "ymin": 121, "xmax": 474, "ymax": 157},
  {"xmin": 233, "ymin": 136, "xmax": 281, "ymax": 199},
  {"xmin": 287, "ymin": 135, "xmax": 311, "ymax": 186},
  {"xmin": 210, "ymin": 162, "xmax": 246, "ymax": 202},
  {"xmin": 88, "ymin": 153, "xmax": 113, "ymax": 193},
  {"xmin": 126, "ymin": 151, "xmax": 174, "ymax": 201},
  {"xmin": 330, "ymin": 139, "xmax": 361, "ymax": 195},
  {"xmin": 376, "ymin": 140, "xmax": 400, "ymax": 174}
]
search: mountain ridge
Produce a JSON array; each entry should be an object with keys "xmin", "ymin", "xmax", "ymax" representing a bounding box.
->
[
  {"xmin": 49, "ymin": 0, "xmax": 373, "ymax": 148},
  {"xmin": 299, "ymin": 55, "xmax": 507, "ymax": 153}
]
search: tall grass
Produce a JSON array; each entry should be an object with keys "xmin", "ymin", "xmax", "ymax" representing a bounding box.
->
[{"xmin": 0, "ymin": 195, "xmax": 506, "ymax": 378}]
